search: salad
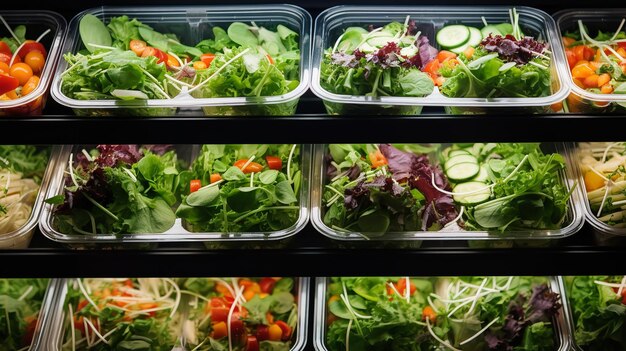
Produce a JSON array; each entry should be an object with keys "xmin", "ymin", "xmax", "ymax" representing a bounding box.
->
[
  {"xmin": 60, "ymin": 14, "xmax": 301, "ymax": 116},
  {"xmin": 0, "ymin": 145, "xmax": 50, "ymax": 235},
  {"xmin": 439, "ymin": 143, "xmax": 572, "ymax": 232},
  {"xmin": 176, "ymin": 144, "xmax": 302, "ymax": 233},
  {"xmin": 321, "ymin": 144, "xmax": 458, "ymax": 236},
  {"xmin": 60, "ymin": 277, "xmax": 299, "ymax": 351},
  {"xmin": 45, "ymin": 145, "xmax": 184, "ymax": 236},
  {"xmin": 0, "ymin": 16, "xmax": 51, "ymax": 115},
  {"xmin": 578, "ymin": 142, "xmax": 626, "ymax": 227},
  {"xmin": 324, "ymin": 276, "xmax": 562, "ymax": 351},
  {"xmin": 433, "ymin": 9, "xmax": 553, "ymax": 106},
  {"xmin": 561, "ymin": 19, "xmax": 626, "ymax": 112},
  {"xmin": 565, "ymin": 275, "xmax": 626, "ymax": 351},
  {"xmin": 0, "ymin": 278, "xmax": 49, "ymax": 350},
  {"xmin": 319, "ymin": 17, "xmax": 437, "ymax": 115}
]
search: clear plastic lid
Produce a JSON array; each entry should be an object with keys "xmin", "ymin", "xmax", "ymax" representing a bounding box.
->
[
  {"xmin": 310, "ymin": 143, "xmax": 584, "ymax": 241},
  {"xmin": 0, "ymin": 11, "xmax": 67, "ymax": 112},
  {"xmin": 554, "ymin": 9, "xmax": 626, "ymax": 103},
  {"xmin": 50, "ymin": 5, "xmax": 311, "ymax": 111},
  {"xmin": 311, "ymin": 5, "xmax": 570, "ymax": 108},
  {"xmin": 43, "ymin": 277, "xmax": 310, "ymax": 351},
  {"xmin": 39, "ymin": 144, "xmax": 310, "ymax": 245},
  {"xmin": 313, "ymin": 276, "xmax": 571, "ymax": 351}
]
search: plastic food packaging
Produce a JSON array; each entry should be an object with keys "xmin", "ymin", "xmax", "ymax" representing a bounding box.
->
[
  {"xmin": 50, "ymin": 5, "xmax": 311, "ymax": 117},
  {"xmin": 310, "ymin": 6, "xmax": 569, "ymax": 115},
  {"xmin": 38, "ymin": 144, "xmax": 310, "ymax": 249},
  {"xmin": 0, "ymin": 11, "xmax": 67, "ymax": 116}
]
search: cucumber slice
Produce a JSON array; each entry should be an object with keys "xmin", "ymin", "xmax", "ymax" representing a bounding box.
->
[
  {"xmin": 367, "ymin": 36, "xmax": 396, "ymax": 48},
  {"xmin": 481, "ymin": 25, "xmax": 503, "ymax": 38},
  {"xmin": 449, "ymin": 27, "xmax": 482, "ymax": 54},
  {"xmin": 472, "ymin": 165, "xmax": 490, "ymax": 182},
  {"xmin": 449, "ymin": 150, "xmax": 471, "ymax": 157},
  {"xmin": 453, "ymin": 181, "xmax": 491, "ymax": 205},
  {"xmin": 468, "ymin": 143, "xmax": 485, "ymax": 157},
  {"xmin": 445, "ymin": 154, "xmax": 478, "ymax": 170},
  {"xmin": 358, "ymin": 42, "xmax": 377, "ymax": 53},
  {"xmin": 446, "ymin": 162, "xmax": 480, "ymax": 182},
  {"xmin": 437, "ymin": 25, "xmax": 470, "ymax": 49}
]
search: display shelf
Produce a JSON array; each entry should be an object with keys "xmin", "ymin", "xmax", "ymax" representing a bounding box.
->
[{"xmin": 1, "ymin": 222, "xmax": 623, "ymax": 278}]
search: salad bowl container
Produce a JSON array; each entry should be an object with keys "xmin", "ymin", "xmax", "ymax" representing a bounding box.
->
[
  {"xmin": 554, "ymin": 9, "xmax": 626, "ymax": 114},
  {"xmin": 50, "ymin": 5, "xmax": 311, "ymax": 117},
  {"xmin": 310, "ymin": 143, "xmax": 584, "ymax": 244},
  {"xmin": 314, "ymin": 276, "xmax": 572, "ymax": 351},
  {"xmin": 43, "ymin": 277, "xmax": 310, "ymax": 351},
  {"xmin": 0, "ymin": 11, "xmax": 67, "ymax": 116},
  {"xmin": 39, "ymin": 144, "xmax": 310, "ymax": 249},
  {"xmin": 310, "ymin": 6, "xmax": 570, "ymax": 116},
  {"xmin": 0, "ymin": 145, "xmax": 59, "ymax": 249}
]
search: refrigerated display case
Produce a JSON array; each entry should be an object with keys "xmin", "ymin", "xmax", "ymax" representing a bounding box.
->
[{"xmin": 2, "ymin": 0, "xmax": 626, "ymax": 350}]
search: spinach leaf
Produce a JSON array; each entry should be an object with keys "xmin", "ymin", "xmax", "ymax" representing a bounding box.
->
[{"xmin": 79, "ymin": 14, "xmax": 113, "ymax": 53}]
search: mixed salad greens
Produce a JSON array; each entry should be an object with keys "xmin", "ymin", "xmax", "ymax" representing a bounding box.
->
[
  {"xmin": 61, "ymin": 277, "xmax": 299, "ymax": 351},
  {"xmin": 0, "ymin": 17, "xmax": 51, "ymax": 114},
  {"xmin": 0, "ymin": 278, "xmax": 49, "ymax": 350},
  {"xmin": 565, "ymin": 275, "xmax": 626, "ymax": 351},
  {"xmin": 434, "ymin": 9, "xmax": 552, "ymax": 100},
  {"xmin": 578, "ymin": 142, "xmax": 626, "ymax": 227},
  {"xmin": 0, "ymin": 145, "xmax": 50, "ymax": 235},
  {"xmin": 45, "ymin": 145, "xmax": 184, "ymax": 236},
  {"xmin": 60, "ymin": 14, "xmax": 301, "ymax": 116},
  {"xmin": 176, "ymin": 144, "xmax": 302, "ymax": 233},
  {"xmin": 561, "ymin": 18, "xmax": 626, "ymax": 112},
  {"xmin": 325, "ymin": 276, "xmax": 561, "ymax": 351}
]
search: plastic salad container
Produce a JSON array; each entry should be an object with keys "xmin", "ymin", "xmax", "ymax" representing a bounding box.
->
[
  {"xmin": 45, "ymin": 277, "xmax": 309, "ymax": 351},
  {"xmin": 310, "ymin": 6, "xmax": 570, "ymax": 115},
  {"xmin": 0, "ymin": 278, "xmax": 60, "ymax": 351},
  {"xmin": 50, "ymin": 5, "xmax": 311, "ymax": 117},
  {"xmin": 0, "ymin": 145, "xmax": 57, "ymax": 249},
  {"xmin": 310, "ymin": 143, "xmax": 584, "ymax": 244},
  {"xmin": 554, "ymin": 10, "xmax": 626, "ymax": 114},
  {"xmin": 575, "ymin": 142, "xmax": 626, "ymax": 245},
  {"xmin": 39, "ymin": 144, "xmax": 309, "ymax": 249},
  {"xmin": 560, "ymin": 275, "xmax": 626, "ymax": 351},
  {"xmin": 314, "ymin": 276, "xmax": 570, "ymax": 351},
  {"xmin": 0, "ymin": 11, "xmax": 67, "ymax": 116}
]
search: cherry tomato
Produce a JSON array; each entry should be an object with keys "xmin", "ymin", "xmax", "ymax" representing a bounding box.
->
[
  {"xmin": 190, "ymin": 179, "xmax": 202, "ymax": 193},
  {"xmin": 210, "ymin": 173, "xmax": 222, "ymax": 184},
  {"xmin": 193, "ymin": 60, "xmax": 207, "ymax": 70},
  {"xmin": 0, "ymin": 53, "xmax": 12, "ymax": 65},
  {"xmin": 265, "ymin": 156, "xmax": 282, "ymax": 170},
  {"xmin": 166, "ymin": 53, "xmax": 180, "ymax": 68},
  {"xmin": 130, "ymin": 39, "xmax": 147, "ymax": 56},
  {"xmin": 21, "ymin": 75, "xmax": 40, "ymax": 96},
  {"xmin": 234, "ymin": 159, "xmax": 264, "ymax": 173},
  {"xmin": 210, "ymin": 307, "xmax": 230, "ymax": 323},
  {"xmin": 9, "ymin": 63, "xmax": 33, "ymax": 86},
  {"xmin": 0, "ymin": 74, "xmax": 19, "ymax": 96},
  {"xmin": 256, "ymin": 325, "xmax": 269, "ymax": 341},
  {"xmin": 245, "ymin": 335, "xmax": 259, "ymax": 351},
  {"xmin": 0, "ymin": 42, "xmax": 11, "ymax": 56},
  {"xmin": 16, "ymin": 41, "xmax": 46, "ymax": 60},
  {"xmin": 268, "ymin": 324, "xmax": 282, "ymax": 341},
  {"xmin": 211, "ymin": 321, "xmax": 228, "ymax": 339},
  {"xmin": 200, "ymin": 53, "xmax": 215, "ymax": 67},
  {"xmin": 0, "ymin": 62, "xmax": 9, "ymax": 74},
  {"xmin": 24, "ymin": 51, "xmax": 45, "ymax": 74},
  {"xmin": 259, "ymin": 277, "xmax": 277, "ymax": 294}
]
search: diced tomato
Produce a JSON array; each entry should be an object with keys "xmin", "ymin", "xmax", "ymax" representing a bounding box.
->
[
  {"xmin": 422, "ymin": 306, "xmax": 437, "ymax": 322},
  {"xmin": 246, "ymin": 335, "xmax": 260, "ymax": 351},
  {"xmin": 274, "ymin": 320, "xmax": 292, "ymax": 341},
  {"xmin": 571, "ymin": 63, "xmax": 595, "ymax": 79},
  {"xmin": 212, "ymin": 321, "xmax": 228, "ymax": 339},
  {"xmin": 201, "ymin": 53, "xmax": 216, "ymax": 67},
  {"xmin": 601, "ymin": 84, "xmax": 614, "ymax": 94},
  {"xmin": 230, "ymin": 313, "xmax": 245, "ymax": 337},
  {"xmin": 0, "ymin": 42, "xmax": 11, "ymax": 55},
  {"xmin": 0, "ymin": 74, "xmax": 19, "ymax": 96},
  {"xmin": 597, "ymin": 73, "xmax": 611, "ymax": 88},
  {"xmin": 583, "ymin": 74, "xmax": 599, "ymax": 88},
  {"xmin": 423, "ymin": 58, "xmax": 440, "ymax": 79},
  {"xmin": 256, "ymin": 325, "xmax": 269, "ymax": 341},
  {"xmin": 463, "ymin": 46, "xmax": 475, "ymax": 59},
  {"xmin": 565, "ymin": 49, "xmax": 577, "ymax": 69},
  {"xmin": 16, "ymin": 40, "xmax": 47, "ymax": 60},
  {"xmin": 259, "ymin": 277, "xmax": 277, "ymax": 294},
  {"xmin": 265, "ymin": 156, "xmax": 282, "ymax": 170},
  {"xmin": 436, "ymin": 50, "xmax": 457, "ymax": 63},
  {"xmin": 210, "ymin": 173, "xmax": 222, "ymax": 184},
  {"xmin": 395, "ymin": 277, "xmax": 416, "ymax": 296},
  {"xmin": 190, "ymin": 179, "xmax": 202, "ymax": 193},
  {"xmin": 234, "ymin": 159, "xmax": 264, "ymax": 173},
  {"xmin": 268, "ymin": 323, "xmax": 283, "ymax": 341}
]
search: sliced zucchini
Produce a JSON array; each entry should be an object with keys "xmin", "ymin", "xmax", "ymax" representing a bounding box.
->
[
  {"xmin": 468, "ymin": 143, "xmax": 485, "ymax": 157},
  {"xmin": 449, "ymin": 150, "xmax": 471, "ymax": 157},
  {"xmin": 445, "ymin": 154, "xmax": 478, "ymax": 170},
  {"xmin": 437, "ymin": 25, "xmax": 470, "ymax": 49},
  {"xmin": 472, "ymin": 165, "xmax": 490, "ymax": 182},
  {"xmin": 453, "ymin": 181, "xmax": 492, "ymax": 205},
  {"xmin": 481, "ymin": 25, "xmax": 503, "ymax": 38},
  {"xmin": 446, "ymin": 162, "xmax": 480, "ymax": 182}
]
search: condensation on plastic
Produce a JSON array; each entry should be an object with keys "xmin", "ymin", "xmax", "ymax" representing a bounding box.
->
[
  {"xmin": 0, "ymin": 11, "xmax": 67, "ymax": 115},
  {"xmin": 310, "ymin": 143, "xmax": 584, "ymax": 241},
  {"xmin": 313, "ymin": 276, "xmax": 572, "ymax": 351},
  {"xmin": 42, "ymin": 277, "xmax": 309, "ymax": 351},
  {"xmin": 310, "ymin": 6, "xmax": 571, "ymax": 112},
  {"xmin": 49, "ymin": 5, "xmax": 311, "ymax": 116},
  {"xmin": 38, "ymin": 144, "xmax": 310, "ymax": 247},
  {"xmin": 0, "ymin": 146, "xmax": 60, "ymax": 249}
]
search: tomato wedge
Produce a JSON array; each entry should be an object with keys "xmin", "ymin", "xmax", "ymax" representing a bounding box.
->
[
  {"xmin": 0, "ymin": 74, "xmax": 19, "ymax": 96},
  {"xmin": 245, "ymin": 335, "xmax": 260, "ymax": 351},
  {"xmin": 201, "ymin": 53, "xmax": 216, "ymax": 67},
  {"xmin": 234, "ymin": 159, "xmax": 264, "ymax": 173},
  {"xmin": 265, "ymin": 156, "xmax": 282, "ymax": 170},
  {"xmin": 141, "ymin": 47, "xmax": 167, "ymax": 64}
]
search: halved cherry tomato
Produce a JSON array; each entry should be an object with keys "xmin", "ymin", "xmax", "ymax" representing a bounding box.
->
[
  {"xmin": 190, "ymin": 179, "xmax": 202, "ymax": 193},
  {"xmin": 141, "ymin": 47, "xmax": 167, "ymax": 64},
  {"xmin": 0, "ymin": 62, "xmax": 9, "ymax": 74},
  {"xmin": 259, "ymin": 277, "xmax": 277, "ymax": 294},
  {"xmin": 274, "ymin": 320, "xmax": 292, "ymax": 341},
  {"xmin": 436, "ymin": 50, "xmax": 457, "ymax": 63},
  {"xmin": 0, "ymin": 42, "xmax": 11, "ymax": 55},
  {"xmin": 234, "ymin": 159, "xmax": 264, "ymax": 173},
  {"xmin": 21, "ymin": 75, "xmax": 40, "ymax": 96},
  {"xmin": 210, "ymin": 173, "xmax": 222, "ymax": 183},
  {"xmin": 16, "ymin": 41, "xmax": 46, "ymax": 60},
  {"xmin": 0, "ymin": 74, "xmax": 19, "ymax": 96},
  {"xmin": 246, "ymin": 335, "xmax": 260, "ymax": 351},
  {"xmin": 166, "ymin": 53, "xmax": 180, "ymax": 68},
  {"xmin": 193, "ymin": 61, "xmax": 207, "ymax": 70},
  {"xmin": 10, "ymin": 63, "xmax": 33, "ymax": 86},
  {"xmin": 130, "ymin": 39, "xmax": 147, "ymax": 56},
  {"xmin": 200, "ymin": 53, "xmax": 216, "ymax": 67},
  {"xmin": 24, "ymin": 50, "xmax": 45, "ymax": 74},
  {"xmin": 265, "ymin": 156, "xmax": 282, "ymax": 170}
]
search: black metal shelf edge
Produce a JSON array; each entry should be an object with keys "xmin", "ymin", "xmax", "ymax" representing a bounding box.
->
[
  {"xmin": 2, "ymin": 114, "xmax": 626, "ymax": 143},
  {"xmin": 3, "ymin": 223, "xmax": 624, "ymax": 277}
]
